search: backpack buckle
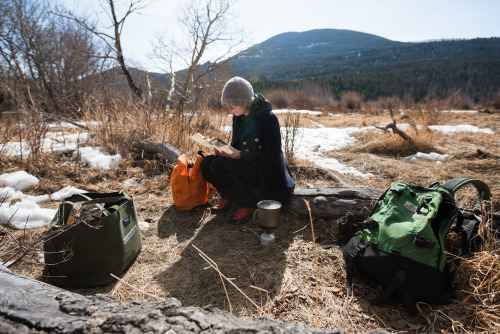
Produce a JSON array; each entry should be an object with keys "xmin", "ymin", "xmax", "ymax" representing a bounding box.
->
[
  {"xmin": 390, "ymin": 187, "xmax": 404, "ymax": 196},
  {"xmin": 413, "ymin": 235, "xmax": 435, "ymax": 249},
  {"xmin": 348, "ymin": 242, "xmax": 367, "ymax": 260},
  {"xmin": 355, "ymin": 218, "xmax": 378, "ymax": 231}
]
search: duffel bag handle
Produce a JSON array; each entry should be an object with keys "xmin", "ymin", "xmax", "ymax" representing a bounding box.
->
[
  {"xmin": 50, "ymin": 192, "xmax": 132, "ymax": 227},
  {"xmin": 80, "ymin": 195, "xmax": 131, "ymax": 208}
]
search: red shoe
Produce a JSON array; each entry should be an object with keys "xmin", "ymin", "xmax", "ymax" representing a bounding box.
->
[
  {"xmin": 229, "ymin": 207, "xmax": 255, "ymax": 225},
  {"xmin": 211, "ymin": 198, "xmax": 231, "ymax": 213}
]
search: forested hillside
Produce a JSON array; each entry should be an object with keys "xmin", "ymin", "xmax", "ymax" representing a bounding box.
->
[
  {"xmin": 234, "ymin": 29, "xmax": 402, "ymax": 69},
  {"xmin": 233, "ymin": 30, "xmax": 500, "ymax": 101}
]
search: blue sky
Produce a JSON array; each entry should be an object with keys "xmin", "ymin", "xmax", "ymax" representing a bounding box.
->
[{"xmin": 63, "ymin": 0, "xmax": 500, "ymax": 71}]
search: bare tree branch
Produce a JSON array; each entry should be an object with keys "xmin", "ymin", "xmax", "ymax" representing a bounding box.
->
[
  {"xmin": 56, "ymin": 0, "xmax": 150, "ymax": 102},
  {"xmin": 154, "ymin": 0, "xmax": 252, "ymax": 113},
  {"xmin": 373, "ymin": 104, "xmax": 415, "ymax": 143}
]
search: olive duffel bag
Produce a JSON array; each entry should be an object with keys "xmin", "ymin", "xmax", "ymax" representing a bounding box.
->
[{"xmin": 43, "ymin": 191, "xmax": 142, "ymax": 288}]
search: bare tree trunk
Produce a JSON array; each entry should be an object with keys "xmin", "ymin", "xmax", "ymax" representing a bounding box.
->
[
  {"xmin": 108, "ymin": 0, "xmax": 144, "ymax": 101},
  {"xmin": 0, "ymin": 267, "xmax": 356, "ymax": 334},
  {"xmin": 164, "ymin": 69, "xmax": 175, "ymax": 117},
  {"xmin": 146, "ymin": 73, "xmax": 152, "ymax": 106}
]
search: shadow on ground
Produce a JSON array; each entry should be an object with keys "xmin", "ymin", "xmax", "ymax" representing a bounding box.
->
[{"xmin": 155, "ymin": 204, "xmax": 330, "ymax": 315}]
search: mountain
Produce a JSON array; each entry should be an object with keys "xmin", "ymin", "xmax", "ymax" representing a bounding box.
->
[
  {"xmin": 234, "ymin": 29, "xmax": 403, "ymax": 71},
  {"xmin": 230, "ymin": 29, "xmax": 500, "ymax": 100}
]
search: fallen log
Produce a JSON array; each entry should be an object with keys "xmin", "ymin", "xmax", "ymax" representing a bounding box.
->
[
  {"xmin": 137, "ymin": 141, "xmax": 182, "ymax": 164},
  {"xmin": 287, "ymin": 187, "xmax": 383, "ymax": 220},
  {"xmin": 0, "ymin": 266, "xmax": 388, "ymax": 334},
  {"xmin": 290, "ymin": 165, "xmax": 351, "ymax": 187},
  {"xmin": 287, "ymin": 187, "xmax": 499, "ymax": 232}
]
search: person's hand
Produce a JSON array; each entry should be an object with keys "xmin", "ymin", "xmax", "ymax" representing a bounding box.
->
[{"xmin": 218, "ymin": 150, "xmax": 241, "ymax": 160}]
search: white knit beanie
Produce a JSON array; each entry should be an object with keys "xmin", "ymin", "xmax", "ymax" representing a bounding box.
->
[{"xmin": 221, "ymin": 77, "xmax": 254, "ymax": 107}]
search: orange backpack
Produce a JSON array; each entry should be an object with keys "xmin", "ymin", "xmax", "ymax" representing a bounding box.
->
[{"xmin": 171, "ymin": 153, "xmax": 210, "ymax": 210}]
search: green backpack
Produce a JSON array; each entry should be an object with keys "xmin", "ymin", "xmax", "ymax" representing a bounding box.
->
[{"xmin": 343, "ymin": 177, "xmax": 491, "ymax": 314}]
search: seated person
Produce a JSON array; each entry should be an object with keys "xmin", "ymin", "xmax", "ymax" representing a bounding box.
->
[{"xmin": 200, "ymin": 77, "xmax": 295, "ymax": 224}]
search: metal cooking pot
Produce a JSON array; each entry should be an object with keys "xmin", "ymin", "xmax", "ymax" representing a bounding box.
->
[{"xmin": 253, "ymin": 200, "xmax": 282, "ymax": 228}]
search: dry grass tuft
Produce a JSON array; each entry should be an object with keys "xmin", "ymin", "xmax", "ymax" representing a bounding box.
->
[
  {"xmin": 350, "ymin": 130, "xmax": 436, "ymax": 157},
  {"xmin": 451, "ymin": 215, "xmax": 500, "ymax": 331}
]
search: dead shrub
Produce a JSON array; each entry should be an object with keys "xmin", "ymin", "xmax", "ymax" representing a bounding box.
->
[
  {"xmin": 447, "ymin": 91, "xmax": 475, "ymax": 110},
  {"xmin": 295, "ymin": 81, "xmax": 337, "ymax": 109},
  {"xmin": 340, "ymin": 91, "xmax": 363, "ymax": 110},
  {"xmin": 376, "ymin": 96, "xmax": 402, "ymax": 110},
  {"xmin": 280, "ymin": 112, "xmax": 302, "ymax": 162},
  {"xmin": 350, "ymin": 129, "xmax": 436, "ymax": 157},
  {"xmin": 265, "ymin": 89, "xmax": 290, "ymax": 109},
  {"xmin": 411, "ymin": 101, "xmax": 450, "ymax": 126},
  {"xmin": 493, "ymin": 91, "xmax": 500, "ymax": 110},
  {"xmin": 290, "ymin": 91, "xmax": 313, "ymax": 109},
  {"xmin": 363, "ymin": 96, "xmax": 402, "ymax": 113},
  {"xmin": 265, "ymin": 84, "xmax": 338, "ymax": 110},
  {"xmin": 478, "ymin": 96, "xmax": 492, "ymax": 109},
  {"xmin": 402, "ymin": 93, "xmax": 415, "ymax": 109}
]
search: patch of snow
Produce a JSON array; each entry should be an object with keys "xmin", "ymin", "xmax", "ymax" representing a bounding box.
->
[
  {"xmin": 139, "ymin": 221, "xmax": 150, "ymax": 230},
  {"xmin": 0, "ymin": 186, "xmax": 49, "ymax": 203},
  {"xmin": 428, "ymin": 124, "xmax": 494, "ymax": 134},
  {"xmin": 50, "ymin": 186, "xmax": 87, "ymax": 201},
  {"xmin": 0, "ymin": 172, "xmax": 87, "ymax": 229},
  {"xmin": 395, "ymin": 123, "xmax": 494, "ymax": 135},
  {"xmin": 292, "ymin": 126, "xmax": 375, "ymax": 178},
  {"xmin": 74, "ymin": 147, "xmax": 121, "ymax": 170},
  {"xmin": 47, "ymin": 121, "xmax": 101, "ymax": 128},
  {"xmin": 0, "ymin": 171, "xmax": 39, "ymax": 191},
  {"xmin": 441, "ymin": 110, "xmax": 477, "ymax": 113},
  {"xmin": 0, "ymin": 132, "xmax": 88, "ymax": 157},
  {"xmin": 299, "ymin": 42, "xmax": 329, "ymax": 49},
  {"xmin": 310, "ymin": 120, "xmax": 325, "ymax": 128},
  {"xmin": 123, "ymin": 178, "xmax": 139, "ymax": 187},
  {"xmin": 274, "ymin": 109, "xmax": 323, "ymax": 115},
  {"xmin": 0, "ymin": 198, "xmax": 57, "ymax": 230},
  {"xmin": 404, "ymin": 152, "xmax": 449, "ymax": 163}
]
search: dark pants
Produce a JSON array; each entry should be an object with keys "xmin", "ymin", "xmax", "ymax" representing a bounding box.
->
[{"xmin": 200, "ymin": 155, "xmax": 258, "ymax": 208}]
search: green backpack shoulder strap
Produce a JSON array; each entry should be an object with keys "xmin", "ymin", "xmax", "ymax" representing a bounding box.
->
[{"xmin": 440, "ymin": 177, "xmax": 491, "ymax": 207}]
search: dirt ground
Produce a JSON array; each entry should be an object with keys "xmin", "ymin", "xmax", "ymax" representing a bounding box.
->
[{"xmin": 1, "ymin": 108, "xmax": 499, "ymax": 333}]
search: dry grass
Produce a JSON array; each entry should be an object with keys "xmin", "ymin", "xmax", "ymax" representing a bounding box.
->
[{"xmin": 1, "ymin": 105, "xmax": 499, "ymax": 333}]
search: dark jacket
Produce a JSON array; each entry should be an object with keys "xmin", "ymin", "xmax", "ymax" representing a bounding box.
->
[{"xmin": 231, "ymin": 94, "xmax": 295, "ymax": 203}]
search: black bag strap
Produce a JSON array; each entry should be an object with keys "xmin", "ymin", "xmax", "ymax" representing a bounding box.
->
[
  {"xmin": 441, "ymin": 177, "xmax": 491, "ymax": 207},
  {"xmin": 345, "ymin": 241, "xmax": 368, "ymax": 296},
  {"xmin": 369, "ymin": 262, "xmax": 409, "ymax": 305}
]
